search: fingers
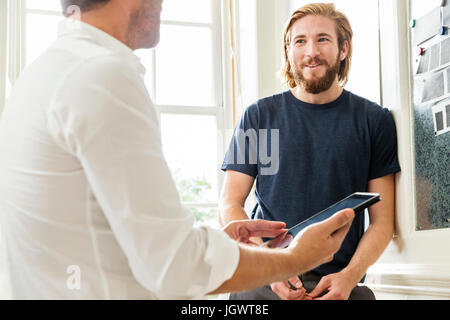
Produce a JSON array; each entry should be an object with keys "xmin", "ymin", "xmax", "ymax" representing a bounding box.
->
[
  {"xmin": 330, "ymin": 218, "xmax": 352, "ymax": 242},
  {"xmin": 222, "ymin": 219, "xmax": 286, "ymax": 242},
  {"xmin": 271, "ymin": 277, "xmax": 306, "ymax": 300},
  {"xmin": 308, "ymin": 278, "xmax": 329, "ymax": 299},
  {"xmin": 251, "ymin": 220, "xmax": 287, "ymax": 230},
  {"xmin": 319, "ymin": 209, "xmax": 354, "ymax": 235},
  {"xmin": 247, "ymin": 220, "xmax": 287, "ymax": 234},
  {"xmin": 287, "ymin": 276, "xmax": 303, "ymax": 291},
  {"xmin": 244, "ymin": 220, "xmax": 288, "ymax": 239},
  {"xmin": 249, "ymin": 228, "xmax": 289, "ymax": 238}
]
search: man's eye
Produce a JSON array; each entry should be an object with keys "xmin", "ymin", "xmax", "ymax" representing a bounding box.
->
[{"xmin": 318, "ymin": 38, "xmax": 329, "ymax": 42}]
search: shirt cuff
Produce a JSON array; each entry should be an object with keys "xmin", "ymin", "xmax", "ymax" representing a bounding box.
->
[{"xmin": 197, "ymin": 226, "xmax": 240, "ymax": 296}]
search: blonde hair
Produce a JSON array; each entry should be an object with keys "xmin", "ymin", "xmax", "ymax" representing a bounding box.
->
[{"xmin": 281, "ymin": 3, "xmax": 353, "ymax": 88}]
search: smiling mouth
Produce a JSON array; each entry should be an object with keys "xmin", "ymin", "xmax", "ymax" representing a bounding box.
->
[{"xmin": 306, "ymin": 63, "xmax": 322, "ymax": 69}]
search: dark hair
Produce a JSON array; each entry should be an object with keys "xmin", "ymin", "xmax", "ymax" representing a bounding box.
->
[{"xmin": 60, "ymin": 0, "xmax": 111, "ymax": 15}]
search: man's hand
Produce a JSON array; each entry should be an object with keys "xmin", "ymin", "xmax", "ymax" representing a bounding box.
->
[
  {"xmin": 308, "ymin": 270, "xmax": 357, "ymax": 300},
  {"xmin": 222, "ymin": 219, "xmax": 287, "ymax": 245},
  {"xmin": 212, "ymin": 209, "xmax": 354, "ymax": 295},
  {"xmin": 270, "ymin": 276, "xmax": 309, "ymax": 300},
  {"xmin": 287, "ymin": 209, "xmax": 355, "ymax": 274}
]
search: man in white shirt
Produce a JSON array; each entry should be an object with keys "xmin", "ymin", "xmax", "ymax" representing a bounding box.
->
[{"xmin": 0, "ymin": 0, "xmax": 354, "ymax": 299}]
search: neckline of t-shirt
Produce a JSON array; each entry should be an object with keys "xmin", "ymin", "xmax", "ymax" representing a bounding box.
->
[{"xmin": 285, "ymin": 89, "xmax": 348, "ymax": 111}]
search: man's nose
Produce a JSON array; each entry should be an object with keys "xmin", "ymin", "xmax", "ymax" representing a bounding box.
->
[{"xmin": 305, "ymin": 41, "xmax": 320, "ymax": 58}]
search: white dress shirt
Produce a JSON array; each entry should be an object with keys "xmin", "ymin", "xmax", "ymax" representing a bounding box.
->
[{"xmin": 0, "ymin": 19, "xmax": 239, "ymax": 299}]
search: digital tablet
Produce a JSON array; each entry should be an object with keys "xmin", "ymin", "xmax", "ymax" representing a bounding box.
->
[{"xmin": 264, "ymin": 192, "xmax": 381, "ymax": 248}]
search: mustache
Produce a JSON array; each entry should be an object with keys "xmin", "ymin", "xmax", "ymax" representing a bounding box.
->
[{"xmin": 300, "ymin": 58, "xmax": 330, "ymax": 68}]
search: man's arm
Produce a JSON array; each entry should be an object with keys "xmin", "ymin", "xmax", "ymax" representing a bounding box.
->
[
  {"xmin": 210, "ymin": 208, "xmax": 355, "ymax": 294},
  {"xmin": 343, "ymin": 173, "xmax": 395, "ymax": 279},
  {"xmin": 309, "ymin": 173, "xmax": 395, "ymax": 299},
  {"xmin": 218, "ymin": 170, "xmax": 255, "ymax": 226},
  {"xmin": 216, "ymin": 170, "xmax": 356, "ymax": 295}
]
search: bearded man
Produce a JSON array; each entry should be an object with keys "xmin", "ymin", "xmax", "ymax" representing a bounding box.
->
[{"xmin": 219, "ymin": 3, "xmax": 401, "ymax": 300}]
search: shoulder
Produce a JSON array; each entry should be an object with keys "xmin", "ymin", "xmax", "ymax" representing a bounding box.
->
[
  {"xmin": 48, "ymin": 52, "xmax": 151, "ymax": 129},
  {"xmin": 50, "ymin": 34, "xmax": 140, "ymax": 83},
  {"xmin": 66, "ymin": 54, "xmax": 140, "ymax": 88},
  {"xmin": 346, "ymin": 90, "xmax": 394, "ymax": 125},
  {"xmin": 51, "ymin": 52, "xmax": 146, "ymax": 109},
  {"xmin": 242, "ymin": 92, "xmax": 286, "ymax": 118},
  {"xmin": 346, "ymin": 91, "xmax": 380, "ymax": 110}
]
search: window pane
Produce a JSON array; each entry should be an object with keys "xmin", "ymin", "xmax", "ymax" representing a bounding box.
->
[
  {"xmin": 160, "ymin": 114, "xmax": 218, "ymax": 203},
  {"xmin": 26, "ymin": 0, "xmax": 62, "ymax": 12},
  {"xmin": 190, "ymin": 207, "xmax": 219, "ymax": 227},
  {"xmin": 155, "ymin": 25, "xmax": 215, "ymax": 106},
  {"xmin": 162, "ymin": 0, "xmax": 212, "ymax": 24},
  {"xmin": 238, "ymin": 0, "xmax": 258, "ymax": 108},
  {"xmin": 26, "ymin": 13, "xmax": 62, "ymax": 66},
  {"xmin": 333, "ymin": 0, "xmax": 380, "ymax": 104}
]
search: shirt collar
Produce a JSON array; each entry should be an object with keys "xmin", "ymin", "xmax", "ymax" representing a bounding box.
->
[{"xmin": 58, "ymin": 18, "xmax": 146, "ymax": 75}]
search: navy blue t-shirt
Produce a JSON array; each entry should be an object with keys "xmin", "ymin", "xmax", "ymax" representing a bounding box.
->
[{"xmin": 221, "ymin": 89, "xmax": 401, "ymax": 277}]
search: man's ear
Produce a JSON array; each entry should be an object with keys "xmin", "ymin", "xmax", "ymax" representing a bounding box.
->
[{"xmin": 340, "ymin": 40, "xmax": 349, "ymax": 61}]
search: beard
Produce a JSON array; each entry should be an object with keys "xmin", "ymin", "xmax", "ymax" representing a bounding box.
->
[
  {"xmin": 292, "ymin": 53, "xmax": 341, "ymax": 94},
  {"xmin": 127, "ymin": 0, "xmax": 162, "ymax": 49}
]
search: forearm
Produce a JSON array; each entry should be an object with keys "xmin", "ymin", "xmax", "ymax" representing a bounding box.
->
[
  {"xmin": 343, "ymin": 174, "xmax": 396, "ymax": 284},
  {"xmin": 210, "ymin": 244, "xmax": 300, "ymax": 294},
  {"xmin": 218, "ymin": 170, "xmax": 255, "ymax": 226},
  {"xmin": 218, "ymin": 201, "xmax": 249, "ymax": 227},
  {"xmin": 341, "ymin": 223, "xmax": 394, "ymax": 283}
]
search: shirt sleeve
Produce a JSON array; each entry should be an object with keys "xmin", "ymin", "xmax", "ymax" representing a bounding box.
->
[
  {"xmin": 46, "ymin": 55, "xmax": 239, "ymax": 299},
  {"xmin": 368, "ymin": 108, "xmax": 401, "ymax": 180},
  {"xmin": 221, "ymin": 105, "xmax": 259, "ymax": 178}
]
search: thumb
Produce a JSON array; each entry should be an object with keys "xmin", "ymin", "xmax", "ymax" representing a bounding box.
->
[
  {"xmin": 319, "ymin": 209, "xmax": 354, "ymax": 234},
  {"xmin": 309, "ymin": 278, "xmax": 329, "ymax": 298}
]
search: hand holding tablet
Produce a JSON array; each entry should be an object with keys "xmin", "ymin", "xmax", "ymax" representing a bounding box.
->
[{"xmin": 264, "ymin": 192, "xmax": 381, "ymax": 249}]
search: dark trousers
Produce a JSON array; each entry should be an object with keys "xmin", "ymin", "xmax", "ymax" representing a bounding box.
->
[{"xmin": 230, "ymin": 272, "xmax": 376, "ymax": 300}]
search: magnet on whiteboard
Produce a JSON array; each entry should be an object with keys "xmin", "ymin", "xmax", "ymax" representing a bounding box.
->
[
  {"xmin": 417, "ymin": 47, "xmax": 425, "ymax": 56},
  {"xmin": 410, "ymin": 19, "xmax": 416, "ymax": 28},
  {"xmin": 439, "ymin": 26, "xmax": 447, "ymax": 35}
]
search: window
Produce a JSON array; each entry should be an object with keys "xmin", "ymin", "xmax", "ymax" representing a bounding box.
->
[
  {"xmin": 1, "ymin": 0, "xmax": 63, "ymax": 101},
  {"xmin": 136, "ymin": 0, "xmax": 225, "ymax": 228},
  {"xmin": 24, "ymin": 0, "xmax": 62, "ymax": 67}
]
